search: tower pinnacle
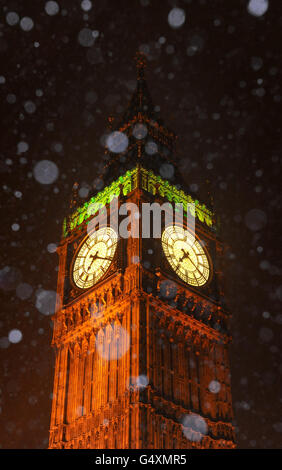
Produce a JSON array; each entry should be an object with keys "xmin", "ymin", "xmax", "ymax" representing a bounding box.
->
[
  {"xmin": 134, "ymin": 51, "xmax": 147, "ymax": 80},
  {"xmin": 101, "ymin": 55, "xmax": 178, "ymax": 190}
]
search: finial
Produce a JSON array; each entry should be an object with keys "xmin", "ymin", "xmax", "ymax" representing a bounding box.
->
[
  {"xmin": 70, "ymin": 181, "xmax": 79, "ymax": 210},
  {"xmin": 134, "ymin": 51, "xmax": 147, "ymax": 80},
  {"xmin": 205, "ymin": 178, "xmax": 214, "ymax": 209},
  {"xmin": 107, "ymin": 115, "xmax": 115, "ymax": 130}
]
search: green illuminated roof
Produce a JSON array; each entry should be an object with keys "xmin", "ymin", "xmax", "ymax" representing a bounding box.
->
[{"xmin": 63, "ymin": 166, "xmax": 214, "ymax": 238}]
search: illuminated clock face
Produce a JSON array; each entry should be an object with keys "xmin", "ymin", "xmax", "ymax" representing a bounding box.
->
[
  {"xmin": 72, "ymin": 227, "xmax": 118, "ymax": 289},
  {"xmin": 162, "ymin": 225, "xmax": 210, "ymax": 287}
]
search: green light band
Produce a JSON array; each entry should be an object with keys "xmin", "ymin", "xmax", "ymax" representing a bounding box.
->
[{"xmin": 63, "ymin": 166, "xmax": 214, "ymax": 238}]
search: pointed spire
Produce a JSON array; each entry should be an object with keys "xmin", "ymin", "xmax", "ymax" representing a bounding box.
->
[
  {"xmin": 134, "ymin": 51, "xmax": 147, "ymax": 80},
  {"xmin": 107, "ymin": 115, "xmax": 115, "ymax": 130},
  {"xmin": 120, "ymin": 52, "xmax": 154, "ymax": 123},
  {"xmin": 100, "ymin": 53, "xmax": 178, "ymax": 188},
  {"xmin": 69, "ymin": 182, "xmax": 79, "ymax": 210}
]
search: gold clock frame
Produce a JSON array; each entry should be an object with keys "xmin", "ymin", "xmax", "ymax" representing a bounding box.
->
[
  {"xmin": 161, "ymin": 224, "xmax": 213, "ymax": 288},
  {"xmin": 70, "ymin": 226, "xmax": 118, "ymax": 290}
]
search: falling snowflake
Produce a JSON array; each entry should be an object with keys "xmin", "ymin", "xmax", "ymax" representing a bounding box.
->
[
  {"xmin": 35, "ymin": 289, "xmax": 57, "ymax": 315},
  {"xmin": 78, "ymin": 28, "xmax": 95, "ymax": 47},
  {"xmin": 47, "ymin": 243, "xmax": 57, "ymax": 253},
  {"xmin": 136, "ymin": 375, "xmax": 149, "ymax": 389},
  {"xmin": 208, "ymin": 380, "xmax": 221, "ymax": 394},
  {"xmin": 45, "ymin": 1, "xmax": 60, "ymax": 16},
  {"xmin": 168, "ymin": 7, "xmax": 186, "ymax": 29},
  {"xmin": 20, "ymin": 17, "xmax": 34, "ymax": 31},
  {"xmin": 145, "ymin": 141, "xmax": 158, "ymax": 155},
  {"xmin": 247, "ymin": 0, "xmax": 269, "ymax": 17},
  {"xmin": 11, "ymin": 223, "xmax": 20, "ymax": 232},
  {"xmin": 16, "ymin": 283, "xmax": 33, "ymax": 300},
  {"xmin": 33, "ymin": 160, "xmax": 59, "ymax": 185},
  {"xmin": 6, "ymin": 12, "xmax": 19, "ymax": 26},
  {"xmin": 181, "ymin": 413, "xmax": 208, "ymax": 442},
  {"xmin": 17, "ymin": 141, "xmax": 29, "ymax": 154},
  {"xmin": 160, "ymin": 163, "xmax": 174, "ymax": 179},
  {"xmin": 245, "ymin": 209, "xmax": 267, "ymax": 231},
  {"xmin": 81, "ymin": 0, "xmax": 92, "ymax": 11},
  {"xmin": 106, "ymin": 131, "xmax": 128, "ymax": 153},
  {"xmin": 8, "ymin": 329, "xmax": 23, "ymax": 344},
  {"xmin": 132, "ymin": 123, "xmax": 148, "ymax": 140},
  {"xmin": 0, "ymin": 266, "xmax": 21, "ymax": 291},
  {"xmin": 24, "ymin": 101, "xmax": 36, "ymax": 114}
]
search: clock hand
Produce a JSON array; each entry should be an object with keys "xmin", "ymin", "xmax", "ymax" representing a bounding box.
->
[
  {"xmin": 179, "ymin": 248, "xmax": 190, "ymax": 263},
  {"xmin": 93, "ymin": 255, "xmax": 113, "ymax": 261},
  {"xmin": 179, "ymin": 248, "xmax": 200, "ymax": 272},
  {"xmin": 178, "ymin": 254, "xmax": 185, "ymax": 263},
  {"xmin": 185, "ymin": 253, "xmax": 197, "ymax": 269},
  {"xmin": 87, "ymin": 251, "xmax": 99, "ymax": 271},
  {"xmin": 87, "ymin": 252, "xmax": 113, "ymax": 271},
  {"xmin": 184, "ymin": 252, "xmax": 206, "ymax": 279}
]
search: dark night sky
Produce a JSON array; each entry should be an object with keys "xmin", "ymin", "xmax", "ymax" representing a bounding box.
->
[{"xmin": 0, "ymin": 0, "xmax": 282, "ymax": 449}]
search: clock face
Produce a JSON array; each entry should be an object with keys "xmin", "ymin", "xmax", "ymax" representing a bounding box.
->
[
  {"xmin": 162, "ymin": 225, "xmax": 210, "ymax": 287},
  {"xmin": 72, "ymin": 227, "xmax": 118, "ymax": 289}
]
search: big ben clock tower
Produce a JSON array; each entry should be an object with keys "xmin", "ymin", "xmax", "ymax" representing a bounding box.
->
[{"xmin": 48, "ymin": 53, "xmax": 236, "ymax": 449}]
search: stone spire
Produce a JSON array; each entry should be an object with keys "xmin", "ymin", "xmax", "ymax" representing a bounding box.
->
[{"xmin": 99, "ymin": 52, "xmax": 179, "ymax": 185}]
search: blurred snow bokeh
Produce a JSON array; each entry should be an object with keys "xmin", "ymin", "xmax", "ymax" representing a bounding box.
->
[
  {"xmin": 168, "ymin": 7, "xmax": 186, "ymax": 29},
  {"xmin": 33, "ymin": 160, "xmax": 59, "ymax": 185},
  {"xmin": 106, "ymin": 131, "xmax": 129, "ymax": 153},
  {"xmin": 181, "ymin": 413, "xmax": 208, "ymax": 442},
  {"xmin": 247, "ymin": 0, "xmax": 269, "ymax": 17},
  {"xmin": 0, "ymin": 0, "xmax": 281, "ymax": 451}
]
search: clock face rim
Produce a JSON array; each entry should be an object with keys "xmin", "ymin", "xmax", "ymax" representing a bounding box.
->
[
  {"xmin": 161, "ymin": 224, "xmax": 212, "ymax": 287},
  {"xmin": 71, "ymin": 226, "xmax": 118, "ymax": 290}
]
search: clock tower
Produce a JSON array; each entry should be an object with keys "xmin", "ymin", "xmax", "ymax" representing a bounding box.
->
[{"xmin": 48, "ymin": 53, "xmax": 236, "ymax": 449}]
